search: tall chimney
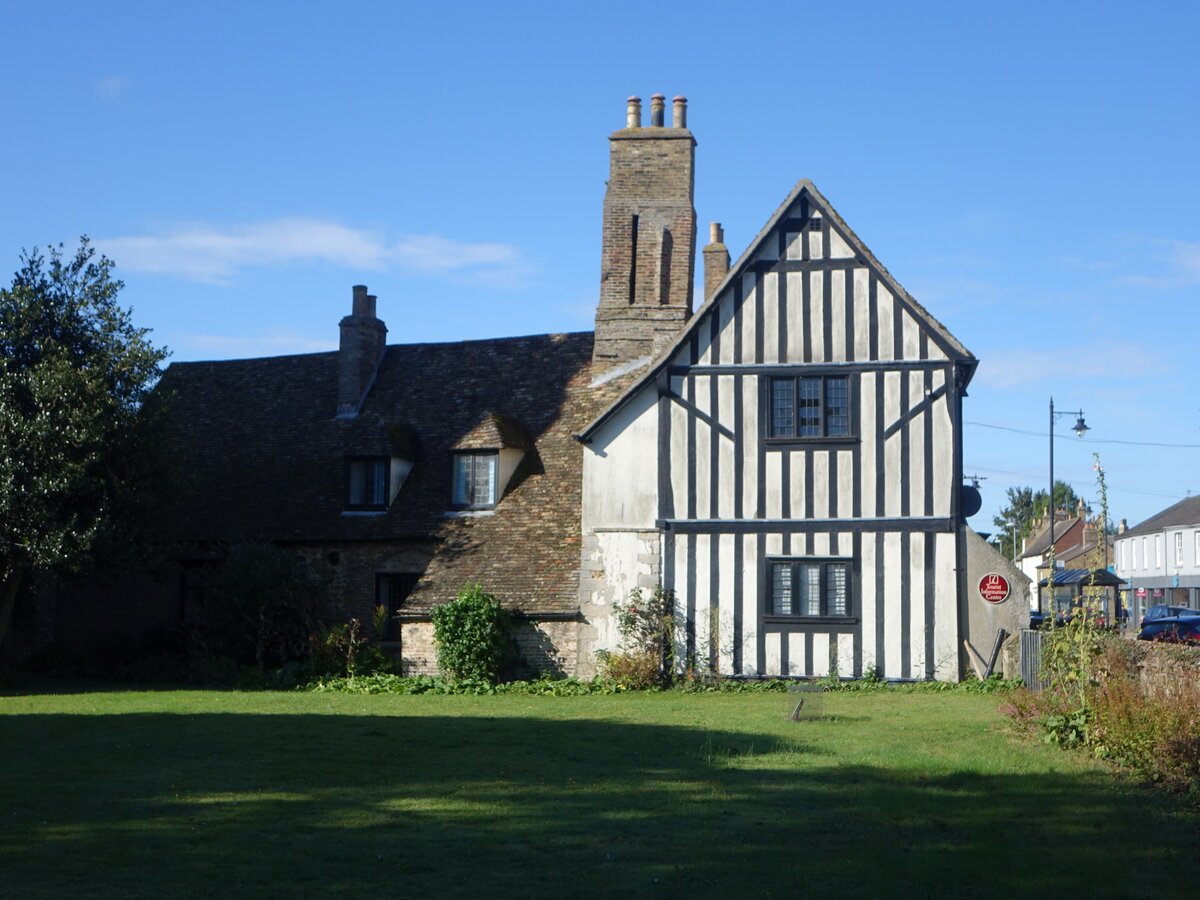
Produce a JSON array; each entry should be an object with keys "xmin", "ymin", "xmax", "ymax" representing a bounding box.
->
[
  {"xmin": 337, "ymin": 285, "xmax": 388, "ymax": 417},
  {"xmin": 702, "ymin": 222, "xmax": 730, "ymax": 301},
  {"xmin": 593, "ymin": 93, "xmax": 696, "ymax": 370}
]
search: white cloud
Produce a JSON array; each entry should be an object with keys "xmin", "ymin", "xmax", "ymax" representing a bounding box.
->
[
  {"xmin": 977, "ymin": 342, "xmax": 1171, "ymax": 389},
  {"xmin": 95, "ymin": 75, "xmax": 130, "ymax": 101},
  {"xmin": 98, "ymin": 218, "xmax": 530, "ymax": 286}
]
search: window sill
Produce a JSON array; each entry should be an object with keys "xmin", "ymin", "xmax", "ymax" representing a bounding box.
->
[
  {"xmin": 444, "ymin": 509, "xmax": 496, "ymax": 518},
  {"xmin": 763, "ymin": 615, "xmax": 860, "ymax": 625},
  {"xmin": 342, "ymin": 510, "xmax": 387, "ymax": 516},
  {"xmin": 764, "ymin": 437, "xmax": 859, "ymax": 448}
]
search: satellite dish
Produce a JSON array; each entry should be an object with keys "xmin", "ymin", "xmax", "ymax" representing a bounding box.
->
[{"xmin": 960, "ymin": 485, "xmax": 983, "ymax": 518}]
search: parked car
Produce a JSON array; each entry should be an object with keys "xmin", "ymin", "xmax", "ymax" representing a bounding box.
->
[
  {"xmin": 1139, "ymin": 605, "xmax": 1193, "ymax": 627},
  {"xmin": 1029, "ymin": 610, "xmax": 1044, "ymax": 630},
  {"xmin": 1136, "ymin": 616, "xmax": 1200, "ymax": 644}
]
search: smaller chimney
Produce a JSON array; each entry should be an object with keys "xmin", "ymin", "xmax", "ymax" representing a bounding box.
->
[
  {"xmin": 672, "ymin": 95, "xmax": 687, "ymax": 128},
  {"xmin": 702, "ymin": 222, "xmax": 730, "ymax": 301},
  {"xmin": 626, "ymin": 96, "xmax": 642, "ymax": 128},
  {"xmin": 650, "ymin": 93, "xmax": 665, "ymax": 127},
  {"xmin": 337, "ymin": 285, "xmax": 388, "ymax": 417}
]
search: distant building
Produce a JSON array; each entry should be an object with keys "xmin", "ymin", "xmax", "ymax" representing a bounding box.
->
[{"xmin": 1113, "ymin": 496, "xmax": 1200, "ymax": 622}]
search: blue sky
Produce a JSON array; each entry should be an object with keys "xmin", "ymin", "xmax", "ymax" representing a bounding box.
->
[{"xmin": 3, "ymin": 0, "xmax": 1197, "ymax": 535}]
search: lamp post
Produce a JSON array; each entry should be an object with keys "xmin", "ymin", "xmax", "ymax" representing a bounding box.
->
[{"xmin": 1046, "ymin": 398, "xmax": 1089, "ymax": 613}]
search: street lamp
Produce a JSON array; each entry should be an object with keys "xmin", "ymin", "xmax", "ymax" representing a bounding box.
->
[{"xmin": 1046, "ymin": 398, "xmax": 1089, "ymax": 613}]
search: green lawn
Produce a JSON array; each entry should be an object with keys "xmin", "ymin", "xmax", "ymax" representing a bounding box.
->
[{"xmin": 2, "ymin": 684, "xmax": 1195, "ymax": 898}]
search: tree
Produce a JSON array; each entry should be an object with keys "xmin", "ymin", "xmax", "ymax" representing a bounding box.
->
[
  {"xmin": 0, "ymin": 239, "xmax": 168, "ymax": 651},
  {"xmin": 201, "ymin": 544, "xmax": 331, "ymax": 670},
  {"xmin": 992, "ymin": 481, "xmax": 1082, "ymax": 561}
]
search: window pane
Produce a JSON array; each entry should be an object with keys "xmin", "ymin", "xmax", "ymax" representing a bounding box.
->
[
  {"xmin": 771, "ymin": 379, "xmax": 794, "ymax": 438},
  {"xmin": 348, "ymin": 459, "xmax": 387, "ymax": 507},
  {"xmin": 824, "ymin": 377, "xmax": 850, "ymax": 436},
  {"xmin": 369, "ymin": 460, "xmax": 386, "ymax": 504},
  {"xmin": 797, "ymin": 378, "xmax": 821, "ymax": 436},
  {"xmin": 452, "ymin": 454, "xmax": 472, "ymax": 506},
  {"xmin": 800, "ymin": 564, "xmax": 822, "ymax": 616},
  {"xmin": 826, "ymin": 563, "xmax": 848, "ymax": 615},
  {"xmin": 471, "ymin": 454, "xmax": 497, "ymax": 506},
  {"xmin": 772, "ymin": 564, "xmax": 793, "ymax": 615}
]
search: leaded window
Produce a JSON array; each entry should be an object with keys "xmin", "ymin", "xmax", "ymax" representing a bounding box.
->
[
  {"xmin": 346, "ymin": 458, "xmax": 388, "ymax": 509},
  {"xmin": 769, "ymin": 375, "xmax": 851, "ymax": 439},
  {"xmin": 452, "ymin": 452, "xmax": 498, "ymax": 509},
  {"xmin": 769, "ymin": 559, "xmax": 851, "ymax": 617}
]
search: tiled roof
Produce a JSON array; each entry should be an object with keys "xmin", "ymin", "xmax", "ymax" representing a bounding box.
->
[
  {"xmin": 160, "ymin": 331, "xmax": 631, "ymax": 613},
  {"xmin": 1121, "ymin": 496, "xmax": 1200, "ymax": 539},
  {"xmin": 1020, "ymin": 516, "xmax": 1082, "ymax": 559}
]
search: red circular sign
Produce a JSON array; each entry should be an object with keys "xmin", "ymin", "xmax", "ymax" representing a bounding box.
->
[{"xmin": 979, "ymin": 573, "xmax": 1010, "ymax": 603}]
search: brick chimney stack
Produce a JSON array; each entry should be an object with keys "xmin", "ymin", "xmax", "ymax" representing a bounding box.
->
[
  {"xmin": 702, "ymin": 222, "xmax": 730, "ymax": 301},
  {"xmin": 337, "ymin": 285, "xmax": 388, "ymax": 417},
  {"xmin": 593, "ymin": 93, "xmax": 696, "ymax": 370}
]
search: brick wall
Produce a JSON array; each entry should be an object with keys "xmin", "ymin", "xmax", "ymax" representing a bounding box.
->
[{"xmin": 594, "ymin": 124, "xmax": 696, "ymax": 368}]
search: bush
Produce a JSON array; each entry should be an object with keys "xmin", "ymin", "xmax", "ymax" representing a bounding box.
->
[
  {"xmin": 431, "ymin": 583, "xmax": 515, "ymax": 684},
  {"xmin": 1003, "ymin": 617, "xmax": 1200, "ymax": 797},
  {"xmin": 201, "ymin": 544, "xmax": 330, "ymax": 670},
  {"xmin": 595, "ymin": 585, "xmax": 674, "ymax": 688}
]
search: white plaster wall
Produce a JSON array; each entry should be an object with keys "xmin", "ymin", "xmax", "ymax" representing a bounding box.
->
[{"xmin": 582, "ymin": 384, "xmax": 659, "ymax": 531}]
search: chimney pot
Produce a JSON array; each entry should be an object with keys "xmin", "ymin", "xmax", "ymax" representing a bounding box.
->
[
  {"xmin": 709, "ymin": 222, "xmax": 723, "ymax": 243},
  {"xmin": 650, "ymin": 93, "xmax": 665, "ymax": 127},
  {"xmin": 352, "ymin": 284, "xmax": 370, "ymax": 315},
  {"xmin": 626, "ymin": 95, "xmax": 642, "ymax": 128},
  {"xmin": 672, "ymin": 95, "xmax": 687, "ymax": 128}
]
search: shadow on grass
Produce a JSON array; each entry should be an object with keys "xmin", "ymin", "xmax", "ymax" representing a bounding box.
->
[{"xmin": 3, "ymin": 710, "xmax": 1196, "ymax": 898}]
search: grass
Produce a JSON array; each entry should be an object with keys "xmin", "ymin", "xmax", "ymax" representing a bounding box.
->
[{"xmin": 2, "ymin": 682, "xmax": 1197, "ymax": 898}]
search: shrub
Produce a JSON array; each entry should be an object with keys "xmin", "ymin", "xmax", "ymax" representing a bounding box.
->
[
  {"xmin": 201, "ymin": 544, "xmax": 330, "ymax": 670},
  {"xmin": 595, "ymin": 585, "xmax": 674, "ymax": 689},
  {"xmin": 312, "ymin": 618, "xmax": 395, "ymax": 677},
  {"xmin": 431, "ymin": 583, "xmax": 515, "ymax": 683}
]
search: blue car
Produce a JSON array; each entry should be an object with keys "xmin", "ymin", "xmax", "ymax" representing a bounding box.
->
[
  {"xmin": 1139, "ymin": 605, "xmax": 1193, "ymax": 627},
  {"xmin": 1137, "ymin": 616, "xmax": 1200, "ymax": 644}
]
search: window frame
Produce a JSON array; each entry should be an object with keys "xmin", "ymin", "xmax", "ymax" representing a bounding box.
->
[
  {"xmin": 345, "ymin": 456, "xmax": 389, "ymax": 511},
  {"xmin": 451, "ymin": 451, "xmax": 499, "ymax": 510},
  {"xmin": 764, "ymin": 557, "xmax": 857, "ymax": 623},
  {"xmin": 764, "ymin": 373, "xmax": 855, "ymax": 444}
]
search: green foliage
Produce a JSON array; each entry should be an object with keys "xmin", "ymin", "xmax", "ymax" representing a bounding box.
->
[
  {"xmin": 0, "ymin": 239, "xmax": 169, "ymax": 645},
  {"xmin": 430, "ymin": 583, "xmax": 514, "ymax": 683},
  {"xmin": 201, "ymin": 543, "xmax": 331, "ymax": 670},
  {"xmin": 313, "ymin": 618, "xmax": 394, "ymax": 677},
  {"xmin": 991, "ymin": 481, "xmax": 1081, "ymax": 560},
  {"xmin": 309, "ymin": 671, "xmax": 623, "ymax": 696},
  {"xmin": 1004, "ymin": 529, "xmax": 1200, "ymax": 798},
  {"xmin": 595, "ymin": 585, "xmax": 675, "ymax": 689}
]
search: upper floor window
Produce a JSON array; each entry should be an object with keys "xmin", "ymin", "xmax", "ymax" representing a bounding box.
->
[
  {"xmin": 1155, "ymin": 534, "xmax": 1163, "ymax": 568},
  {"xmin": 768, "ymin": 375, "xmax": 851, "ymax": 440},
  {"xmin": 769, "ymin": 558, "xmax": 851, "ymax": 617},
  {"xmin": 452, "ymin": 452, "xmax": 498, "ymax": 509},
  {"xmin": 1195, "ymin": 531, "xmax": 1200, "ymax": 566},
  {"xmin": 1175, "ymin": 532, "xmax": 1184, "ymax": 567},
  {"xmin": 346, "ymin": 457, "xmax": 388, "ymax": 510}
]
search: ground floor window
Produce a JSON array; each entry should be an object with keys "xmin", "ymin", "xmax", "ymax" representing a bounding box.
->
[
  {"xmin": 769, "ymin": 559, "xmax": 851, "ymax": 617},
  {"xmin": 376, "ymin": 573, "xmax": 419, "ymax": 641}
]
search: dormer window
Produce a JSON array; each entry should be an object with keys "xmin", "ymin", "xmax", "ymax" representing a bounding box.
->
[
  {"xmin": 346, "ymin": 457, "xmax": 388, "ymax": 510},
  {"xmin": 448, "ymin": 412, "xmax": 531, "ymax": 513},
  {"xmin": 452, "ymin": 452, "xmax": 498, "ymax": 509}
]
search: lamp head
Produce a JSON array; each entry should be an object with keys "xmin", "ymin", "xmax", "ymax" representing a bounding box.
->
[{"xmin": 1073, "ymin": 416, "xmax": 1089, "ymax": 437}]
